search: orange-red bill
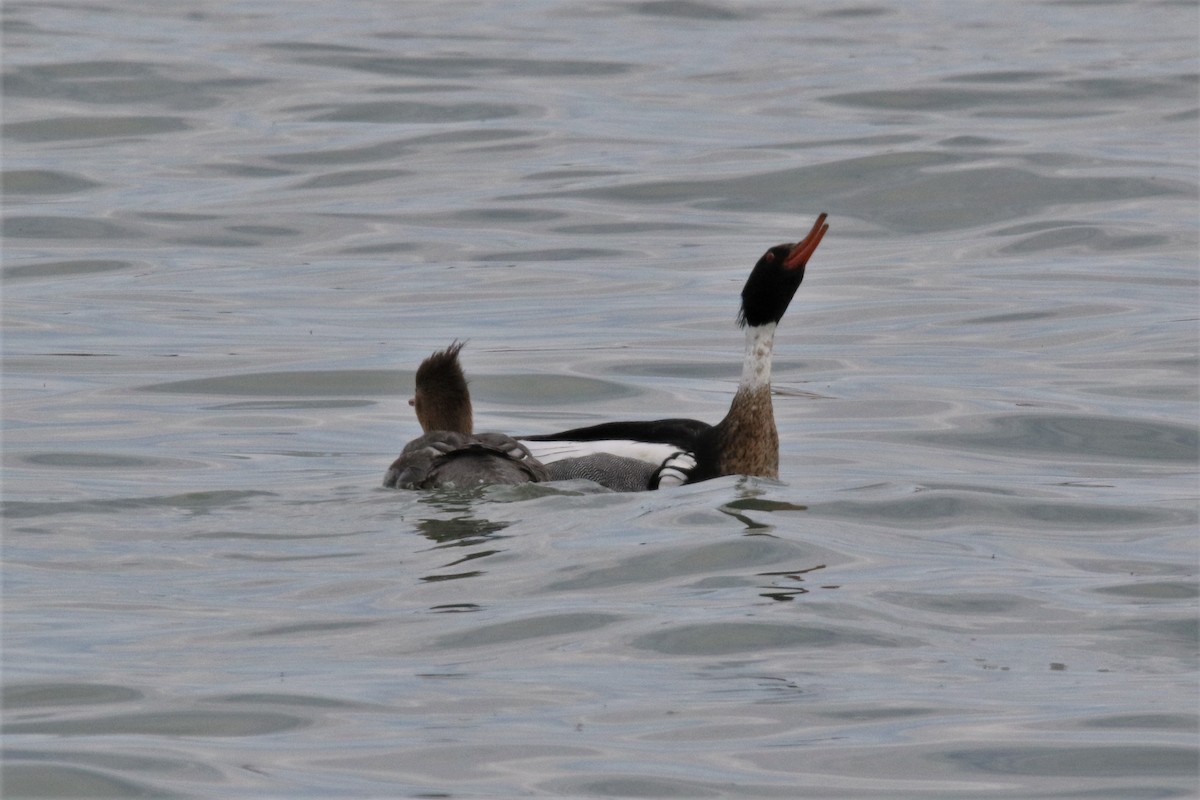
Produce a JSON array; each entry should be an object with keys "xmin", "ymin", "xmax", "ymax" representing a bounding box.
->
[{"xmin": 783, "ymin": 212, "xmax": 828, "ymax": 270}]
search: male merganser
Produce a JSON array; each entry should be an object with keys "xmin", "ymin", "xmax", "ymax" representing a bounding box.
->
[
  {"xmin": 383, "ymin": 342, "xmax": 549, "ymax": 489},
  {"xmin": 520, "ymin": 213, "xmax": 829, "ymax": 490}
]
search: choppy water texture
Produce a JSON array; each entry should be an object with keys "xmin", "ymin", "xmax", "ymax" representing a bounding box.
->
[{"xmin": 3, "ymin": 1, "xmax": 1197, "ymax": 797}]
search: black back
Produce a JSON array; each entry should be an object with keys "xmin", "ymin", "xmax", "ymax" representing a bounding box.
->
[{"xmin": 522, "ymin": 417, "xmax": 712, "ymax": 450}]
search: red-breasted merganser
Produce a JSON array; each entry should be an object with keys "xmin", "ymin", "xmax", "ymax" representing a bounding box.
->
[
  {"xmin": 520, "ymin": 213, "xmax": 829, "ymax": 490},
  {"xmin": 383, "ymin": 342, "xmax": 549, "ymax": 489}
]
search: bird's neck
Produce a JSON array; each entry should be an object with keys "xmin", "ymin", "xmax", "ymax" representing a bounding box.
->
[
  {"xmin": 716, "ymin": 323, "xmax": 780, "ymax": 478},
  {"xmin": 739, "ymin": 323, "xmax": 776, "ymax": 390}
]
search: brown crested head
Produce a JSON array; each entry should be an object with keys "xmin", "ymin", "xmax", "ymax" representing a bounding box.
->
[{"xmin": 411, "ymin": 340, "xmax": 473, "ymax": 434}]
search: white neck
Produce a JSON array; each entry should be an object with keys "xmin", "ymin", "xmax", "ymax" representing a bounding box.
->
[{"xmin": 739, "ymin": 323, "xmax": 776, "ymax": 392}]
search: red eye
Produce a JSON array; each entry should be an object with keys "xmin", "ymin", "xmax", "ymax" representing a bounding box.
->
[{"xmin": 763, "ymin": 252, "xmax": 775, "ymax": 264}]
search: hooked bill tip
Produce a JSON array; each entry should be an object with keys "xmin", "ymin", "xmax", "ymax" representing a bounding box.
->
[{"xmin": 783, "ymin": 213, "xmax": 829, "ymax": 270}]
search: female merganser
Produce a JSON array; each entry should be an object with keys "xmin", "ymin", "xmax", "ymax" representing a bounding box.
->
[
  {"xmin": 383, "ymin": 342, "xmax": 549, "ymax": 489},
  {"xmin": 520, "ymin": 213, "xmax": 829, "ymax": 490}
]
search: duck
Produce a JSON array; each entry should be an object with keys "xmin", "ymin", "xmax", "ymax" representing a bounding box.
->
[
  {"xmin": 519, "ymin": 213, "xmax": 829, "ymax": 490},
  {"xmin": 382, "ymin": 341, "xmax": 550, "ymax": 489}
]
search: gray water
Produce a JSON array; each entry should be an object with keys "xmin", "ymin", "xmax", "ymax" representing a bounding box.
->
[{"xmin": 3, "ymin": 1, "xmax": 1198, "ymax": 797}]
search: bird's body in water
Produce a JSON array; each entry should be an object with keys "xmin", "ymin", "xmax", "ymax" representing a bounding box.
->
[
  {"xmin": 382, "ymin": 342, "xmax": 548, "ymax": 490},
  {"xmin": 521, "ymin": 213, "xmax": 829, "ymax": 489},
  {"xmin": 384, "ymin": 214, "xmax": 829, "ymax": 492}
]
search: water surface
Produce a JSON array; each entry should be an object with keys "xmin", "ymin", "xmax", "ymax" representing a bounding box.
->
[{"xmin": 3, "ymin": 1, "xmax": 1197, "ymax": 797}]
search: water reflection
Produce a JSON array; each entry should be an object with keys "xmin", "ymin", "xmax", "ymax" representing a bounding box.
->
[
  {"xmin": 415, "ymin": 514, "xmax": 510, "ymax": 546},
  {"xmin": 757, "ymin": 564, "xmax": 829, "ymax": 603},
  {"xmin": 408, "ymin": 489, "xmax": 513, "ymax": 584},
  {"xmin": 719, "ymin": 495, "xmax": 809, "ymax": 531}
]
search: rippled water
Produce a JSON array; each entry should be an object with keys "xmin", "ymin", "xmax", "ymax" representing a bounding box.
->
[{"xmin": 3, "ymin": 1, "xmax": 1198, "ymax": 797}]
